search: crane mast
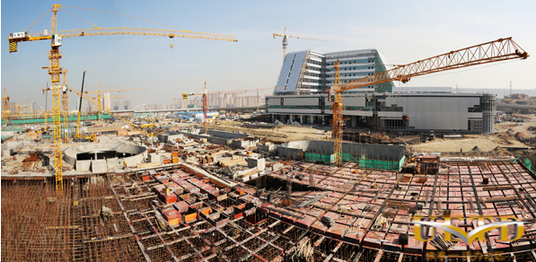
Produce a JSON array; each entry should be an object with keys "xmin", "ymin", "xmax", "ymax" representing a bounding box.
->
[
  {"xmin": 332, "ymin": 61, "xmax": 343, "ymax": 167},
  {"xmin": 2, "ymin": 88, "xmax": 10, "ymax": 124},
  {"xmin": 48, "ymin": 3, "xmax": 64, "ymax": 192},
  {"xmin": 330, "ymin": 37, "xmax": 529, "ymax": 166},
  {"xmin": 75, "ymin": 71, "xmax": 86, "ymax": 139},
  {"xmin": 62, "ymin": 69, "xmax": 69, "ymax": 142}
]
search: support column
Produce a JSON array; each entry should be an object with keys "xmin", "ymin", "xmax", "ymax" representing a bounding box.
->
[
  {"xmin": 351, "ymin": 116, "xmax": 357, "ymax": 128},
  {"xmin": 322, "ymin": 116, "xmax": 325, "ymax": 125},
  {"xmin": 310, "ymin": 115, "xmax": 314, "ymax": 124},
  {"xmin": 300, "ymin": 115, "xmax": 303, "ymax": 124}
]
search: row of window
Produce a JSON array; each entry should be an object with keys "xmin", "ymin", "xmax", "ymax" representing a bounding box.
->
[
  {"xmin": 302, "ymin": 71, "xmax": 374, "ymax": 78},
  {"xmin": 269, "ymin": 105, "xmax": 374, "ymax": 111},
  {"xmin": 326, "ymin": 59, "xmax": 374, "ymax": 66},
  {"xmin": 325, "ymin": 72, "xmax": 375, "ymax": 78},
  {"xmin": 306, "ymin": 59, "xmax": 322, "ymax": 65},
  {"xmin": 325, "ymin": 52, "xmax": 376, "ymax": 60},
  {"xmin": 304, "ymin": 72, "xmax": 321, "ymax": 78}
]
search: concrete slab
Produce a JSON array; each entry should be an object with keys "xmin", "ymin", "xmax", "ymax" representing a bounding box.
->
[
  {"xmin": 91, "ymin": 159, "xmax": 107, "ymax": 173},
  {"xmin": 76, "ymin": 160, "xmax": 91, "ymax": 172},
  {"xmin": 107, "ymin": 158, "xmax": 119, "ymax": 169},
  {"xmin": 149, "ymin": 153, "xmax": 161, "ymax": 163}
]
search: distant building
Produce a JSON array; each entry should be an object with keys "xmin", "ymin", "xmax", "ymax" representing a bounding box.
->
[
  {"xmin": 113, "ymin": 99, "xmax": 132, "ymax": 110},
  {"xmin": 169, "ymin": 91, "xmax": 262, "ymax": 109},
  {"xmin": 148, "ymin": 103, "xmax": 163, "ymax": 110},
  {"xmin": 275, "ymin": 49, "xmax": 397, "ymax": 95},
  {"xmin": 103, "ymin": 92, "xmax": 111, "ymax": 110},
  {"xmin": 267, "ymin": 49, "xmax": 496, "ymax": 134}
]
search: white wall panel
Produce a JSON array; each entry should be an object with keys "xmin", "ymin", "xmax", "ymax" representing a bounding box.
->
[
  {"xmin": 386, "ymin": 96, "xmax": 480, "ymax": 130},
  {"xmin": 267, "ymin": 98, "xmax": 281, "ymax": 106},
  {"xmin": 343, "ymin": 96, "xmax": 367, "ymax": 107},
  {"xmin": 284, "ymin": 98, "xmax": 319, "ymax": 106}
]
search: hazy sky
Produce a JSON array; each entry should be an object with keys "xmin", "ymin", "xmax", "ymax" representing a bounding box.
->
[{"xmin": 2, "ymin": 0, "xmax": 535, "ymax": 109}]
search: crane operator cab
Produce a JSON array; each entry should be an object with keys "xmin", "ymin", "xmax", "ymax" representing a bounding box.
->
[
  {"xmin": 327, "ymin": 86, "xmax": 336, "ymax": 102},
  {"xmin": 52, "ymin": 34, "xmax": 62, "ymax": 47}
]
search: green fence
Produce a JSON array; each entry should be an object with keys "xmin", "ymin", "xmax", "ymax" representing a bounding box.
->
[
  {"xmin": 304, "ymin": 152, "xmax": 359, "ymax": 164},
  {"xmin": 524, "ymin": 157, "xmax": 533, "ymax": 173},
  {"xmin": 358, "ymin": 155, "xmax": 406, "ymax": 171},
  {"xmin": 2, "ymin": 114, "xmax": 111, "ymax": 125},
  {"xmin": 304, "ymin": 151, "xmax": 403, "ymax": 171}
]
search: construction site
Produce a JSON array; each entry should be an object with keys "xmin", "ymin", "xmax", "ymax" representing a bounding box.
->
[{"xmin": 3, "ymin": 3, "xmax": 536, "ymax": 262}]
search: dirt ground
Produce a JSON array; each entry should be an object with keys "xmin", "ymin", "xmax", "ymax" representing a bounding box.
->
[
  {"xmin": 411, "ymin": 114, "xmax": 536, "ymax": 153},
  {"xmin": 213, "ymin": 120, "xmax": 330, "ymax": 142},
  {"xmin": 173, "ymin": 114, "xmax": 536, "ymax": 152}
]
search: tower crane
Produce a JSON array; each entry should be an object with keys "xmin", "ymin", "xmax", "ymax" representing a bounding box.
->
[
  {"xmin": 42, "ymin": 84, "xmax": 51, "ymax": 133},
  {"xmin": 329, "ymin": 37, "xmax": 529, "ymax": 166},
  {"xmin": 62, "ymin": 69, "xmax": 69, "ymax": 141},
  {"xmin": 273, "ymin": 26, "xmax": 326, "ymax": 60},
  {"xmin": 182, "ymin": 80, "xmax": 209, "ymax": 134},
  {"xmin": 84, "ymin": 83, "xmax": 147, "ymax": 121},
  {"xmin": 2, "ymin": 89, "xmax": 10, "ymax": 124},
  {"xmin": 15, "ymin": 101, "xmax": 27, "ymax": 117},
  {"xmin": 8, "ymin": 3, "xmax": 237, "ymax": 192}
]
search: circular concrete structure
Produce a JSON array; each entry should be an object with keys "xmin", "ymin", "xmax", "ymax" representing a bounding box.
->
[{"xmin": 63, "ymin": 143, "xmax": 147, "ymax": 172}]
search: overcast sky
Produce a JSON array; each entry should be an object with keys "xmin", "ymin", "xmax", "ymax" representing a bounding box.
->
[{"xmin": 2, "ymin": 0, "xmax": 535, "ymax": 109}]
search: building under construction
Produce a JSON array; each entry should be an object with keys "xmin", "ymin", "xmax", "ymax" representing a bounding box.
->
[{"xmin": 3, "ymin": 126, "xmax": 536, "ymax": 261}]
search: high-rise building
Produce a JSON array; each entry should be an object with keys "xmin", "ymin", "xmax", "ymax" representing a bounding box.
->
[
  {"xmin": 275, "ymin": 49, "xmax": 396, "ymax": 95},
  {"xmin": 112, "ymin": 99, "xmax": 133, "ymax": 110},
  {"xmin": 103, "ymin": 92, "xmax": 111, "ymax": 110}
]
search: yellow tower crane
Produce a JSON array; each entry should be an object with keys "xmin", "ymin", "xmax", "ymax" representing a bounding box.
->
[
  {"xmin": 92, "ymin": 95, "xmax": 126, "ymax": 101},
  {"xmin": 273, "ymin": 26, "xmax": 326, "ymax": 60},
  {"xmin": 16, "ymin": 101, "xmax": 27, "ymax": 117},
  {"xmin": 329, "ymin": 38, "xmax": 529, "ymax": 166},
  {"xmin": 62, "ymin": 69, "xmax": 69, "ymax": 142},
  {"xmin": 42, "ymin": 84, "xmax": 51, "ymax": 133},
  {"xmin": 8, "ymin": 3, "xmax": 238, "ymax": 192},
  {"xmin": 1, "ymin": 89, "xmax": 10, "ymax": 124},
  {"xmin": 84, "ymin": 84, "xmax": 147, "ymax": 121},
  {"xmin": 182, "ymin": 80, "xmax": 209, "ymax": 134}
]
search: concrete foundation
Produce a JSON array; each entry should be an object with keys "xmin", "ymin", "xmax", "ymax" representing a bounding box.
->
[
  {"xmin": 276, "ymin": 140, "xmax": 406, "ymax": 166},
  {"xmin": 91, "ymin": 159, "xmax": 107, "ymax": 173},
  {"xmin": 209, "ymin": 137, "xmax": 232, "ymax": 146},
  {"xmin": 63, "ymin": 143, "xmax": 146, "ymax": 171},
  {"xmin": 1, "ymin": 141, "xmax": 20, "ymax": 158},
  {"xmin": 231, "ymin": 139, "xmax": 256, "ymax": 149},
  {"xmin": 149, "ymin": 153, "xmax": 161, "ymax": 163},
  {"xmin": 76, "ymin": 160, "xmax": 91, "ymax": 172},
  {"xmin": 247, "ymin": 158, "xmax": 266, "ymax": 171},
  {"xmin": 257, "ymin": 143, "xmax": 276, "ymax": 152}
]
